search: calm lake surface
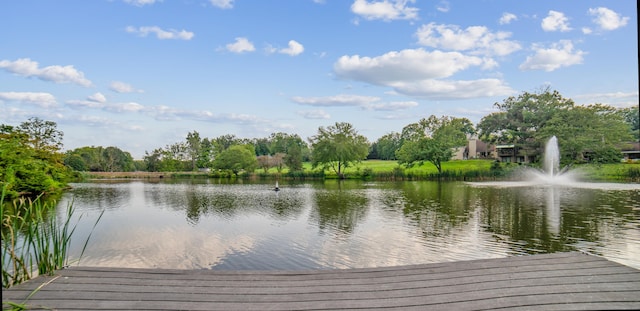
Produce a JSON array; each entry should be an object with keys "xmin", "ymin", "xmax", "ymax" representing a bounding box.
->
[{"xmin": 59, "ymin": 179, "xmax": 640, "ymax": 270}]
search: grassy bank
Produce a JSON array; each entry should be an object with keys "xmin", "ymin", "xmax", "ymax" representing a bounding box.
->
[
  {"xmin": 576, "ymin": 162, "xmax": 640, "ymax": 182},
  {"xmin": 78, "ymin": 160, "xmax": 640, "ymax": 182}
]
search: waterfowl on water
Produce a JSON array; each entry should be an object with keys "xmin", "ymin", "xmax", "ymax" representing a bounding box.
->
[{"xmin": 274, "ymin": 181, "xmax": 280, "ymax": 191}]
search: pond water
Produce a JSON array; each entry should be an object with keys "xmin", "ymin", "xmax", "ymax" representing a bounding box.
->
[{"xmin": 59, "ymin": 179, "xmax": 640, "ymax": 270}]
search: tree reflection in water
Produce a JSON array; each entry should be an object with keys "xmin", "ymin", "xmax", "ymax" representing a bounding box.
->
[{"xmin": 60, "ymin": 179, "xmax": 639, "ymax": 270}]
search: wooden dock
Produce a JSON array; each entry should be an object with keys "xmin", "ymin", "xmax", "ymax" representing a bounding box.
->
[{"xmin": 3, "ymin": 252, "xmax": 639, "ymax": 310}]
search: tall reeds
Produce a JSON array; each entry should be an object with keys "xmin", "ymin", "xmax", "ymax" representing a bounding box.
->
[{"xmin": 1, "ymin": 186, "xmax": 102, "ymax": 288}]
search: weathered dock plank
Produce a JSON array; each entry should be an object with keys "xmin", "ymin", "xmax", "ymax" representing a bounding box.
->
[{"xmin": 3, "ymin": 252, "xmax": 639, "ymax": 310}]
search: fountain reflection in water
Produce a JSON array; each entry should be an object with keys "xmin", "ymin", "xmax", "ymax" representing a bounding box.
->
[
  {"xmin": 546, "ymin": 187, "xmax": 560, "ymax": 236},
  {"xmin": 471, "ymin": 135, "xmax": 640, "ymax": 238}
]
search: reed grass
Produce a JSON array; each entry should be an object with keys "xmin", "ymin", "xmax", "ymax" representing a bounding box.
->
[{"xmin": 1, "ymin": 186, "xmax": 103, "ymax": 289}]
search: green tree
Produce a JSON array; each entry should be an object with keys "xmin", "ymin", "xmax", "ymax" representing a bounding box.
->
[
  {"xmin": 64, "ymin": 146, "xmax": 134, "ymax": 172},
  {"xmin": 1, "ymin": 121, "xmax": 69, "ymax": 198},
  {"xmin": 18, "ymin": 117, "xmax": 64, "ymax": 153},
  {"xmin": 143, "ymin": 148, "xmax": 163, "ymax": 172},
  {"xmin": 396, "ymin": 115, "xmax": 473, "ymax": 173},
  {"xmin": 617, "ymin": 106, "xmax": 639, "ymax": 141},
  {"xmin": 63, "ymin": 154, "xmax": 87, "ymax": 171},
  {"xmin": 211, "ymin": 134, "xmax": 240, "ymax": 158},
  {"xmin": 197, "ymin": 138, "xmax": 213, "ymax": 169},
  {"xmin": 102, "ymin": 146, "xmax": 135, "ymax": 172},
  {"xmin": 253, "ymin": 138, "xmax": 271, "ymax": 156},
  {"xmin": 186, "ymin": 131, "xmax": 202, "ymax": 171},
  {"xmin": 159, "ymin": 142, "xmax": 189, "ymax": 171},
  {"xmin": 308, "ymin": 122, "xmax": 369, "ymax": 179},
  {"xmin": 270, "ymin": 132, "xmax": 307, "ymax": 171},
  {"xmin": 213, "ymin": 144, "xmax": 258, "ymax": 177},
  {"xmin": 373, "ymin": 132, "xmax": 402, "ymax": 160},
  {"xmin": 478, "ymin": 88, "xmax": 574, "ymax": 160},
  {"xmin": 538, "ymin": 104, "xmax": 632, "ymax": 164},
  {"xmin": 68, "ymin": 146, "xmax": 103, "ymax": 171}
]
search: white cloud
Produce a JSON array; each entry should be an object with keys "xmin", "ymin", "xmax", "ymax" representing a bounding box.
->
[
  {"xmin": 333, "ymin": 49, "xmax": 513, "ymax": 99},
  {"xmin": 66, "ymin": 92, "xmax": 106, "ymax": 109},
  {"xmin": 0, "ymin": 91, "xmax": 57, "ymax": 108},
  {"xmin": 582, "ymin": 27, "xmax": 593, "ymax": 34},
  {"xmin": 499, "ymin": 12, "xmax": 517, "ymax": 25},
  {"xmin": 588, "ymin": 7, "xmax": 629, "ymax": 31},
  {"xmin": 126, "ymin": 26, "xmax": 194, "ymax": 40},
  {"xmin": 541, "ymin": 10, "xmax": 571, "ymax": 32},
  {"xmin": 0, "ymin": 58, "xmax": 92, "ymax": 87},
  {"xmin": 574, "ymin": 91, "xmax": 639, "ymax": 108},
  {"xmin": 388, "ymin": 79, "xmax": 514, "ymax": 99},
  {"xmin": 110, "ymin": 81, "xmax": 143, "ymax": 93},
  {"xmin": 124, "ymin": 0, "xmax": 160, "ymax": 6},
  {"xmin": 333, "ymin": 48, "xmax": 512, "ymax": 99},
  {"xmin": 88, "ymin": 92, "xmax": 107, "ymax": 103},
  {"xmin": 140, "ymin": 104, "xmax": 265, "ymax": 125},
  {"xmin": 297, "ymin": 110, "xmax": 331, "ymax": 119},
  {"xmin": 66, "ymin": 100, "xmax": 104, "ymax": 109},
  {"xmin": 435, "ymin": 0, "xmax": 449, "ymax": 13},
  {"xmin": 364, "ymin": 101, "xmax": 418, "ymax": 111},
  {"xmin": 519, "ymin": 40, "xmax": 585, "ymax": 72},
  {"xmin": 225, "ymin": 37, "xmax": 256, "ymax": 53},
  {"xmin": 351, "ymin": 0, "xmax": 419, "ymax": 21},
  {"xmin": 279, "ymin": 40, "xmax": 305, "ymax": 56},
  {"xmin": 415, "ymin": 23, "xmax": 521, "ymax": 56},
  {"xmin": 210, "ymin": 0, "xmax": 234, "ymax": 9},
  {"xmin": 292, "ymin": 94, "xmax": 418, "ymax": 111},
  {"xmin": 104, "ymin": 102, "xmax": 146, "ymax": 113},
  {"xmin": 334, "ymin": 48, "xmax": 486, "ymax": 85},
  {"xmin": 292, "ymin": 94, "xmax": 381, "ymax": 107}
]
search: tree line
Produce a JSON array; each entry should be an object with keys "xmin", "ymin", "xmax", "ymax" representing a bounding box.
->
[{"xmin": 2, "ymin": 89, "xmax": 638, "ymax": 197}]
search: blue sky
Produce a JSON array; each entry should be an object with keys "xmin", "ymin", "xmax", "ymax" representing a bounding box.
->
[{"xmin": 1, "ymin": 0, "xmax": 637, "ymax": 159}]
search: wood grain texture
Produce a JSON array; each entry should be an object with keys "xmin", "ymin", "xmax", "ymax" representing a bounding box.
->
[{"xmin": 3, "ymin": 252, "xmax": 639, "ymax": 310}]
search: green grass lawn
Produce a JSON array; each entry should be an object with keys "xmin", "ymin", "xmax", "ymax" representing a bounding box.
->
[
  {"xmin": 279, "ymin": 159, "xmax": 495, "ymax": 179},
  {"xmin": 575, "ymin": 162, "xmax": 640, "ymax": 181},
  {"xmin": 264, "ymin": 159, "xmax": 639, "ymax": 181}
]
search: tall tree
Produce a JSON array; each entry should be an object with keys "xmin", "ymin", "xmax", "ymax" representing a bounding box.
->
[
  {"xmin": 197, "ymin": 138, "xmax": 213, "ymax": 169},
  {"xmin": 479, "ymin": 89, "xmax": 633, "ymax": 164},
  {"xmin": 478, "ymin": 88, "xmax": 574, "ymax": 158},
  {"xmin": 186, "ymin": 131, "xmax": 202, "ymax": 171},
  {"xmin": 308, "ymin": 122, "xmax": 369, "ymax": 179},
  {"xmin": 396, "ymin": 115, "xmax": 473, "ymax": 173},
  {"xmin": 538, "ymin": 104, "xmax": 632, "ymax": 163},
  {"xmin": 18, "ymin": 117, "xmax": 64, "ymax": 153}
]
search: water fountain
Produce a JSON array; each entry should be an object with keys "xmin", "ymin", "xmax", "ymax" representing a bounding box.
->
[
  {"xmin": 471, "ymin": 136, "xmax": 639, "ymax": 190},
  {"xmin": 523, "ymin": 136, "xmax": 578, "ymax": 185}
]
